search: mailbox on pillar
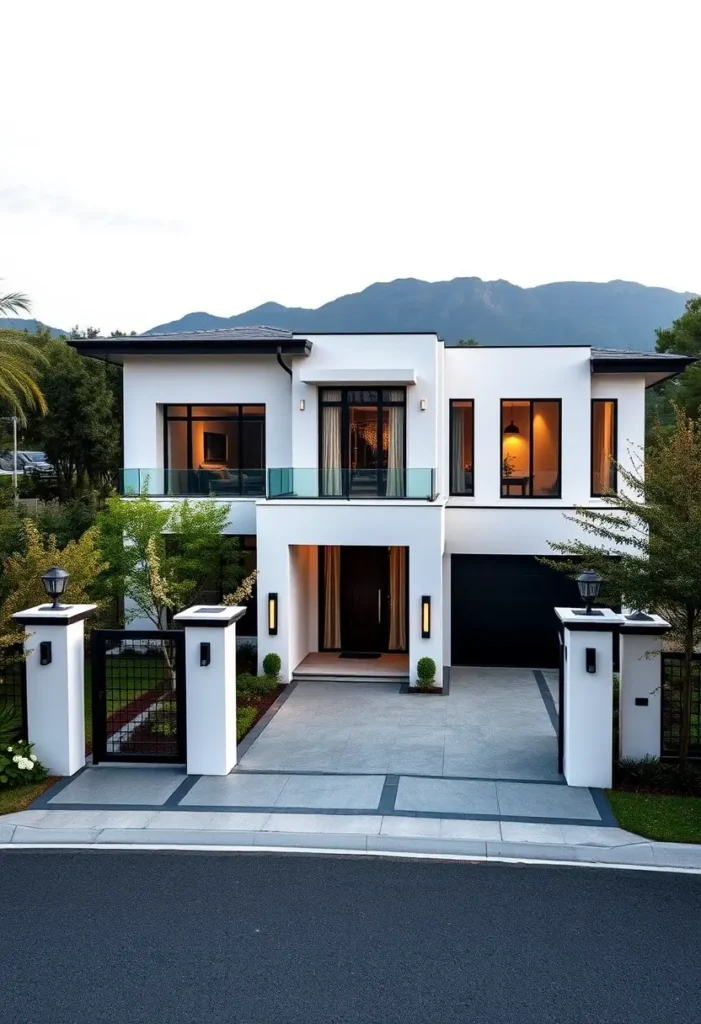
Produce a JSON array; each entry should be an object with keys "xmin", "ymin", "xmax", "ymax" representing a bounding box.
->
[{"xmin": 555, "ymin": 602, "xmax": 623, "ymax": 789}]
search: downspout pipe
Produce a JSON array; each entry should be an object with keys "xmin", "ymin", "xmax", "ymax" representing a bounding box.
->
[{"xmin": 276, "ymin": 347, "xmax": 292, "ymax": 377}]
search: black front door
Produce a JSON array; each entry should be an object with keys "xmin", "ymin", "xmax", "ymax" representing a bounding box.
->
[{"xmin": 341, "ymin": 547, "xmax": 389, "ymax": 653}]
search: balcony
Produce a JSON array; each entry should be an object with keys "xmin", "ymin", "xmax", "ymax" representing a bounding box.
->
[
  {"xmin": 119, "ymin": 468, "xmax": 266, "ymax": 497},
  {"xmin": 267, "ymin": 468, "xmax": 436, "ymax": 500}
]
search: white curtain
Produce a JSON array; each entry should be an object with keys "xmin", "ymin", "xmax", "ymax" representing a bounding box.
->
[
  {"xmin": 385, "ymin": 391, "xmax": 405, "ymax": 497},
  {"xmin": 451, "ymin": 405, "xmax": 465, "ymax": 493},
  {"xmin": 323, "ymin": 546, "xmax": 341, "ymax": 649},
  {"xmin": 322, "ymin": 392, "xmax": 342, "ymax": 496},
  {"xmin": 388, "ymin": 546, "xmax": 407, "ymax": 651}
]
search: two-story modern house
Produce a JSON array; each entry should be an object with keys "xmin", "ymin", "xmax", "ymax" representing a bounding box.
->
[{"xmin": 72, "ymin": 328, "xmax": 691, "ymax": 686}]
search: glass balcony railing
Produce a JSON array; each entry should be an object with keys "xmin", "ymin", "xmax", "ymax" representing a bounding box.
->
[
  {"xmin": 119, "ymin": 468, "xmax": 266, "ymax": 497},
  {"xmin": 267, "ymin": 468, "xmax": 436, "ymax": 500}
]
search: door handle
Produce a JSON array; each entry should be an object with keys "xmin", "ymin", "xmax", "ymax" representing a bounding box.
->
[{"xmin": 378, "ymin": 589, "xmax": 382, "ymax": 623}]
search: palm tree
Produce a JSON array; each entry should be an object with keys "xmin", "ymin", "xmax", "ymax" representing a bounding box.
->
[{"xmin": 0, "ymin": 284, "xmax": 48, "ymax": 418}]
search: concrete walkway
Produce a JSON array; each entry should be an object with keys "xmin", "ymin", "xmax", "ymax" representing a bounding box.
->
[{"xmin": 238, "ymin": 668, "xmax": 560, "ymax": 781}]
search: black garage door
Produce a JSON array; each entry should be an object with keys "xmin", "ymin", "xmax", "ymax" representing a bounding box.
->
[{"xmin": 451, "ymin": 555, "xmax": 581, "ymax": 668}]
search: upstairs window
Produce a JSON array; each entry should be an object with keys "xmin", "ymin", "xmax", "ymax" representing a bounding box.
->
[
  {"xmin": 501, "ymin": 400, "xmax": 561, "ymax": 498},
  {"xmin": 591, "ymin": 399, "xmax": 617, "ymax": 495},
  {"xmin": 319, "ymin": 388, "xmax": 406, "ymax": 497},
  {"xmin": 449, "ymin": 400, "xmax": 474, "ymax": 495},
  {"xmin": 165, "ymin": 404, "xmax": 265, "ymax": 495}
]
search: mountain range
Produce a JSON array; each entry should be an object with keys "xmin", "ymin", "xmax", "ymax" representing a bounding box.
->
[{"xmin": 4, "ymin": 277, "xmax": 695, "ymax": 349}]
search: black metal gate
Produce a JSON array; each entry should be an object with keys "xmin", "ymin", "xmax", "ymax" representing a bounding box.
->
[
  {"xmin": 0, "ymin": 643, "xmax": 27, "ymax": 742},
  {"xmin": 91, "ymin": 630, "xmax": 186, "ymax": 765},
  {"xmin": 661, "ymin": 652, "xmax": 701, "ymax": 758}
]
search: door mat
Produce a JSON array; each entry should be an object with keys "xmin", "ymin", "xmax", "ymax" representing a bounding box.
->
[{"xmin": 339, "ymin": 652, "xmax": 381, "ymax": 660}]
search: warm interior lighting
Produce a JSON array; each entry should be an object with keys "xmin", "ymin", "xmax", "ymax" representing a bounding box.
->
[
  {"xmin": 268, "ymin": 593, "xmax": 278, "ymax": 635},
  {"xmin": 421, "ymin": 595, "xmax": 431, "ymax": 638}
]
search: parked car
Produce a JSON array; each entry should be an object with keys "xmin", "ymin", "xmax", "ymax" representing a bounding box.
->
[{"xmin": 0, "ymin": 450, "xmax": 54, "ymax": 475}]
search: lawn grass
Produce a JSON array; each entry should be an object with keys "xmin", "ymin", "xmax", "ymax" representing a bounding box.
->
[
  {"xmin": 0, "ymin": 777, "xmax": 58, "ymax": 816},
  {"xmin": 607, "ymin": 790, "xmax": 701, "ymax": 844}
]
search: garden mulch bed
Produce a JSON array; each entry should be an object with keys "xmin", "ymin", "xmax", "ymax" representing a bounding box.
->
[{"xmin": 237, "ymin": 685, "xmax": 286, "ymax": 741}]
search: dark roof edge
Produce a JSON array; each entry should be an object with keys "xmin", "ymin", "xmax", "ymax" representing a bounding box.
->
[
  {"xmin": 591, "ymin": 353, "xmax": 695, "ymax": 387},
  {"xmin": 69, "ymin": 339, "xmax": 312, "ymax": 359}
]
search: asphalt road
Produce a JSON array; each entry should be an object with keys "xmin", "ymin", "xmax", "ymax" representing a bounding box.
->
[{"xmin": 2, "ymin": 850, "xmax": 700, "ymax": 1024}]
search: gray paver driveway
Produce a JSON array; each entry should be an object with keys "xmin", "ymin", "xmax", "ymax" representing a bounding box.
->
[{"xmin": 237, "ymin": 667, "xmax": 561, "ymax": 781}]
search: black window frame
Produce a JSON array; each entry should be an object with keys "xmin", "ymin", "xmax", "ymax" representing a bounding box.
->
[
  {"xmin": 318, "ymin": 387, "xmax": 407, "ymax": 498},
  {"xmin": 449, "ymin": 399, "xmax": 475, "ymax": 497},
  {"xmin": 499, "ymin": 398, "xmax": 562, "ymax": 500},
  {"xmin": 591, "ymin": 398, "xmax": 618, "ymax": 497},
  {"xmin": 163, "ymin": 404, "xmax": 266, "ymax": 495}
]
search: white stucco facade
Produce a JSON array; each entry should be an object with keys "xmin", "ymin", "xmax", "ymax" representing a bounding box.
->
[{"xmin": 106, "ymin": 328, "xmax": 682, "ymax": 683}]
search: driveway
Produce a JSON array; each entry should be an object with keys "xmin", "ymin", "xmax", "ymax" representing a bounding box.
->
[{"xmin": 238, "ymin": 667, "xmax": 560, "ymax": 781}]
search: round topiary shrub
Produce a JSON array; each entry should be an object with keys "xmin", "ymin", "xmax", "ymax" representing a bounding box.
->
[
  {"xmin": 417, "ymin": 657, "xmax": 437, "ymax": 689},
  {"xmin": 262, "ymin": 652, "xmax": 282, "ymax": 679}
]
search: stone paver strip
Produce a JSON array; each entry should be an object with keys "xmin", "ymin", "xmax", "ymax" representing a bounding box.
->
[
  {"xmin": 181, "ymin": 773, "xmax": 290, "ymax": 807},
  {"xmin": 273, "ymin": 774, "xmax": 385, "ymax": 810},
  {"xmin": 395, "ymin": 777, "xmax": 498, "ymax": 815},
  {"xmin": 496, "ymin": 781, "xmax": 601, "ymax": 820},
  {"xmin": 49, "ymin": 767, "xmax": 185, "ymax": 805}
]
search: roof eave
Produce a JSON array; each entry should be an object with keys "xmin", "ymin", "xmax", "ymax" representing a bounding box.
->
[
  {"xmin": 69, "ymin": 339, "xmax": 312, "ymax": 363},
  {"xmin": 591, "ymin": 354, "xmax": 696, "ymax": 388}
]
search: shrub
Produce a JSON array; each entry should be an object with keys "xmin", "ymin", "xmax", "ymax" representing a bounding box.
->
[
  {"xmin": 262, "ymin": 652, "xmax": 281, "ymax": 679},
  {"xmin": 0, "ymin": 740, "xmax": 48, "ymax": 788},
  {"xmin": 237, "ymin": 673, "xmax": 279, "ymax": 700},
  {"xmin": 417, "ymin": 657, "xmax": 437, "ymax": 689},
  {"xmin": 149, "ymin": 701, "xmax": 177, "ymax": 737},
  {"xmin": 0, "ymin": 703, "xmax": 23, "ymax": 748},
  {"xmin": 614, "ymin": 756, "xmax": 701, "ymax": 796},
  {"xmin": 237, "ymin": 705, "xmax": 258, "ymax": 741}
]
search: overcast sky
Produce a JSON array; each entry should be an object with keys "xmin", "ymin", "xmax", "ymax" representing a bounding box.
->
[{"xmin": 1, "ymin": 1, "xmax": 697, "ymax": 334}]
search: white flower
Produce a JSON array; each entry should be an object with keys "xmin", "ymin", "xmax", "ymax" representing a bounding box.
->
[
  {"xmin": 24, "ymin": 760, "xmax": 34, "ymax": 770},
  {"xmin": 30, "ymin": 755, "xmax": 37, "ymax": 762},
  {"xmin": 7, "ymin": 746, "xmax": 13, "ymax": 752},
  {"xmin": 12, "ymin": 755, "xmax": 20, "ymax": 763}
]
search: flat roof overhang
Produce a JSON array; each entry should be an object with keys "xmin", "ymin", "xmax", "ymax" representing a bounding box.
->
[
  {"xmin": 591, "ymin": 352, "xmax": 696, "ymax": 388},
  {"xmin": 69, "ymin": 337, "xmax": 312, "ymax": 364}
]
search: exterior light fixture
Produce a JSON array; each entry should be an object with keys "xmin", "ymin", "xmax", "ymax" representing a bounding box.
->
[
  {"xmin": 41, "ymin": 566, "xmax": 70, "ymax": 610},
  {"xmin": 299, "ymin": 399, "xmax": 305, "ymax": 411},
  {"xmin": 421, "ymin": 596, "xmax": 431, "ymax": 638},
  {"xmin": 576, "ymin": 570, "xmax": 601, "ymax": 614},
  {"xmin": 268, "ymin": 593, "xmax": 278, "ymax": 635},
  {"xmin": 420, "ymin": 398, "xmax": 427, "ymax": 411}
]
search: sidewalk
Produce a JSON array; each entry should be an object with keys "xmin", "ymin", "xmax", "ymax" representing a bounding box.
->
[{"xmin": 2, "ymin": 766, "xmax": 701, "ymax": 871}]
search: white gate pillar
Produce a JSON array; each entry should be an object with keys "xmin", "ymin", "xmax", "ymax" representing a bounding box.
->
[
  {"xmin": 173, "ymin": 605, "xmax": 246, "ymax": 776},
  {"xmin": 619, "ymin": 614, "xmax": 671, "ymax": 760},
  {"xmin": 555, "ymin": 607, "xmax": 623, "ymax": 789},
  {"xmin": 12, "ymin": 603, "xmax": 96, "ymax": 776}
]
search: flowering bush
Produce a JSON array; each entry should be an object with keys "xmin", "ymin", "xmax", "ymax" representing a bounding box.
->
[{"xmin": 0, "ymin": 740, "xmax": 48, "ymax": 788}]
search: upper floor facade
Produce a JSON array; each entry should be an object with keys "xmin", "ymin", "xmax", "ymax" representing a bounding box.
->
[{"xmin": 73, "ymin": 326, "xmax": 691, "ymax": 520}]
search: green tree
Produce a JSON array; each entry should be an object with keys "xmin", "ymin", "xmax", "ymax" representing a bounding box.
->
[
  {"xmin": 0, "ymin": 520, "xmax": 106, "ymax": 646},
  {"xmin": 456, "ymin": 337, "xmax": 479, "ymax": 347},
  {"xmin": 96, "ymin": 494, "xmax": 244, "ymax": 629},
  {"xmin": 0, "ymin": 285, "xmax": 48, "ymax": 420},
  {"xmin": 544, "ymin": 407, "xmax": 701, "ymax": 765},
  {"xmin": 29, "ymin": 339, "xmax": 120, "ymax": 497},
  {"xmin": 654, "ymin": 296, "xmax": 701, "ymax": 421}
]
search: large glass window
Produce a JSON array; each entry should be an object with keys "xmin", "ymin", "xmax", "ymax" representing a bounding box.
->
[
  {"xmin": 319, "ymin": 388, "xmax": 406, "ymax": 497},
  {"xmin": 449, "ymin": 400, "xmax": 474, "ymax": 495},
  {"xmin": 501, "ymin": 400, "xmax": 561, "ymax": 498},
  {"xmin": 591, "ymin": 399, "xmax": 617, "ymax": 495},
  {"xmin": 164, "ymin": 404, "xmax": 265, "ymax": 496}
]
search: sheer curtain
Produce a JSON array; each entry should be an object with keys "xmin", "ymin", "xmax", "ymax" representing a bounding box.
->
[
  {"xmin": 323, "ymin": 546, "xmax": 341, "ymax": 649},
  {"xmin": 388, "ymin": 546, "xmax": 407, "ymax": 651},
  {"xmin": 451, "ymin": 404, "xmax": 465, "ymax": 493},
  {"xmin": 322, "ymin": 391, "xmax": 342, "ymax": 496},
  {"xmin": 386, "ymin": 391, "xmax": 405, "ymax": 497}
]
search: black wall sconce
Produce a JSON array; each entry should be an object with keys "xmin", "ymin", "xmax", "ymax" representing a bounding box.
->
[
  {"xmin": 421, "ymin": 596, "xmax": 431, "ymax": 639},
  {"xmin": 200, "ymin": 642, "xmax": 211, "ymax": 667},
  {"xmin": 586, "ymin": 647, "xmax": 596, "ymax": 674},
  {"xmin": 268, "ymin": 593, "xmax": 278, "ymax": 636},
  {"xmin": 39, "ymin": 641, "xmax": 52, "ymax": 666}
]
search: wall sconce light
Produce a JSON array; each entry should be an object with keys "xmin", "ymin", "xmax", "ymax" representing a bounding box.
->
[
  {"xmin": 421, "ymin": 596, "xmax": 431, "ymax": 638},
  {"xmin": 39, "ymin": 641, "xmax": 52, "ymax": 666},
  {"xmin": 420, "ymin": 398, "xmax": 427, "ymax": 411},
  {"xmin": 200, "ymin": 642, "xmax": 211, "ymax": 667},
  {"xmin": 268, "ymin": 593, "xmax": 278, "ymax": 635},
  {"xmin": 299, "ymin": 399, "xmax": 305, "ymax": 411}
]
